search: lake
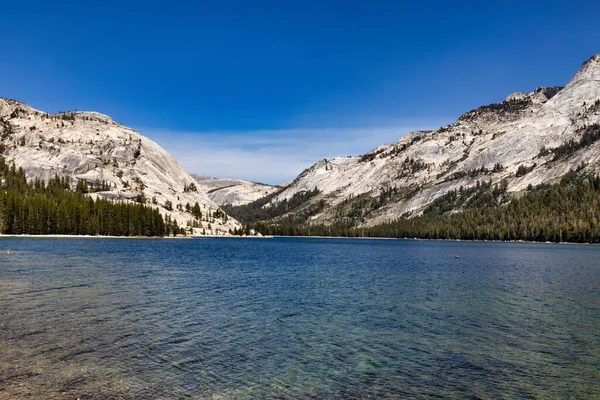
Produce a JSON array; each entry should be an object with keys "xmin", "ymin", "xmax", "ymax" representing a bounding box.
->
[{"xmin": 0, "ymin": 237, "xmax": 599, "ymax": 399}]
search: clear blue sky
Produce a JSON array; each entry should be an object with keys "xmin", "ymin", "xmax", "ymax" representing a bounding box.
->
[{"xmin": 1, "ymin": 1, "xmax": 599, "ymax": 183}]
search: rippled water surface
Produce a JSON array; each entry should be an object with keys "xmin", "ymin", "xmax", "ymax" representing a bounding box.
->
[{"xmin": 1, "ymin": 237, "xmax": 599, "ymax": 399}]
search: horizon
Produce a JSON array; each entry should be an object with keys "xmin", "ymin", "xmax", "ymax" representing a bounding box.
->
[{"xmin": 1, "ymin": 1, "xmax": 599, "ymax": 184}]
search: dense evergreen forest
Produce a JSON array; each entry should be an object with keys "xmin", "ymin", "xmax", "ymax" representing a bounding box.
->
[
  {"xmin": 0, "ymin": 157, "xmax": 173, "ymax": 236},
  {"xmin": 223, "ymin": 188, "xmax": 322, "ymax": 224},
  {"xmin": 244, "ymin": 168, "xmax": 600, "ymax": 243}
]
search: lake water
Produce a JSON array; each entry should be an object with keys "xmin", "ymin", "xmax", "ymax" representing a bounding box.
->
[{"xmin": 0, "ymin": 237, "xmax": 599, "ymax": 399}]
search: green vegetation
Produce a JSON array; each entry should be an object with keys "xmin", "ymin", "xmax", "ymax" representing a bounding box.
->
[
  {"xmin": 359, "ymin": 148, "xmax": 386, "ymax": 162},
  {"xmin": 359, "ymin": 135, "xmax": 426, "ymax": 163},
  {"xmin": 365, "ymin": 171, "xmax": 600, "ymax": 242},
  {"xmin": 538, "ymin": 124, "xmax": 600, "ymax": 161},
  {"xmin": 223, "ymin": 188, "xmax": 320, "ymax": 224},
  {"xmin": 440, "ymin": 163, "xmax": 504, "ymax": 182},
  {"xmin": 404, "ymin": 158, "xmax": 428, "ymax": 174},
  {"xmin": 422, "ymin": 179, "xmax": 509, "ymax": 216},
  {"xmin": 458, "ymin": 98, "xmax": 533, "ymax": 122},
  {"xmin": 334, "ymin": 193, "xmax": 388, "ymax": 223},
  {"xmin": 0, "ymin": 157, "xmax": 169, "ymax": 236},
  {"xmin": 515, "ymin": 163, "xmax": 536, "ymax": 177},
  {"xmin": 248, "ymin": 169, "xmax": 600, "ymax": 243},
  {"xmin": 183, "ymin": 182, "xmax": 198, "ymax": 193}
]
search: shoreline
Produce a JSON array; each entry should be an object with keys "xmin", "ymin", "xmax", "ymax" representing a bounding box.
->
[
  {"xmin": 0, "ymin": 233, "xmax": 189, "ymax": 239},
  {"xmin": 0, "ymin": 233, "xmax": 271, "ymax": 240},
  {"xmin": 0, "ymin": 233, "xmax": 597, "ymax": 246},
  {"xmin": 272, "ymin": 235, "xmax": 600, "ymax": 246}
]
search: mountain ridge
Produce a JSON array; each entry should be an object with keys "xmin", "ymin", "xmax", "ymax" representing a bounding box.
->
[
  {"xmin": 4, "ymin": 54, "xmax": 600, "ymax": 236},
  {"xmin": 191, "ymin": 174, "xmax": 279, "ymax": 206},
  {"xmin": 237, "ymin": 54, "xmax": 600, "ymax": 230},
  {"xmin": 0, "ymin": 98, "xmax": 243, "ymax": 236}
]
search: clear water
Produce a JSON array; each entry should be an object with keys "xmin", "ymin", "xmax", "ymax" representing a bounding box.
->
[{"xmin": 0, "ymin": 237, "xmax": 599, "ymax": 399}]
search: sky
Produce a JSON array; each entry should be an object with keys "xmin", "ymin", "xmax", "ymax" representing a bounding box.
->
[{"xmin": 1, "ymin": 1, "xmax": 600, "ymax": 184}]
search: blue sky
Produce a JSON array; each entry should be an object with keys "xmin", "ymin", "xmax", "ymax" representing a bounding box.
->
[{"xmin": 1, "ymin": 1, "xmax": 599, "ymax": 184}]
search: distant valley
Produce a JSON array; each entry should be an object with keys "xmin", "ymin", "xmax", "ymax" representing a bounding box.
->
[{"xmin": 3, "ymin": 55, "xmax": 600, "ymax": 241}]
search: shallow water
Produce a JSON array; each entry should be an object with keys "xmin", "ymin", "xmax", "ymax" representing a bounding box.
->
[{"xmin": 0, "ymin": 237, "xmax": 599, "ymax": 399}]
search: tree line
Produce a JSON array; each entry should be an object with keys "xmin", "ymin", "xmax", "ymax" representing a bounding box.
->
[
  {"xmin": 247, "ymin": 169, "xmax": 600, "ymax": 243},
  {"xmin": 0, "ymin": 157, "xmax": 170, "ymax": 236},
  {"xmin": 223, "ymin": 188, "xmax": 320, "ymax": 223}
]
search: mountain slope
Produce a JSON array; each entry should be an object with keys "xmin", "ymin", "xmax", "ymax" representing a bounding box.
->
[
  {"xmin": 0, "ymin": 99, "xmax": 242, "ymax": 235},
  {"xmin": 191, "ymin": 174, "xmax": 278, "ymax": 206},
  {"xmin": 248, "ymin": 55, "xmax": 600, "ymax": 228}
]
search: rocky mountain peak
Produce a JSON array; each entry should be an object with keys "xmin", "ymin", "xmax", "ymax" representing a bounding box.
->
[
  {"xmin": 583, "ymin": 54, "xmax": 600, "ymax": 66},
  {"xmin": 0, "ymin": 99, "xmax": 116, "ymax": 125},
  {"xmin": 61, "ymin": 110, "xmax": 115, "ymax": 125},
  {"xmin": 571, "ymin": 54, "xmax": 600, "ymax": 82},
  {"xmin": 533, "ymin": 86, "xmax": 563, "ymax": 100},
  {"xmin": 0, "ymin": 98, "xmax": 243, "ymax": 235},
  {"xmin": 259, "ymin": 54, "xmax": 600, "ymax": 228},
  {"xmin": 505, "ymin": 86, "xmax": 563, "ymax": 105},
  {"xmin": 192, "ymin": 174, "xmax": 278, "ymax": 206},
  {"xmin": 0, "ymin": 98, "xmax": 30, "ymax": 118}
]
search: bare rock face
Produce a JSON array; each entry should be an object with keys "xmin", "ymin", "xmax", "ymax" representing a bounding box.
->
[
  {"xmin": 0, "ymin": 100, "xmax": 243, "ymax": 235},
  {"xmin": 191, "ymin": 174, "xmax": 278, "ymax": 206},
  {"xmin": 505, "ymin": 86, "xmax": 563, "ymax": 104},
  {"xmin": 265, "ymin": 55, "xmax": 600, "ymax": 227}
]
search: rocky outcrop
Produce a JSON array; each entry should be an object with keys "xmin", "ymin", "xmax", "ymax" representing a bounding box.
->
[
  {"xmin": 0, "ymin": 99, "xmax": 243, "ymax": 235},
  {"xmin": 263, "ymin": 55, "xmax": 600, "ymax": 227},
  {"xmin": 191, "ymin": 174, "xmax": 278, "ymax": 206}
]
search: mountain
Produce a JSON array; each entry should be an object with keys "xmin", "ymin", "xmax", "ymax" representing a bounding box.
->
[
  {"xmin": 232, "ymin": 55, "xmax": 600, "ymax": 230},
  {"xmin": 0, "ymin": 99, "xmax": 243, "ymax": 236},
  {"xmin": 191, "ymin": 174, "xmax": 278, "ymax": 206}
]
